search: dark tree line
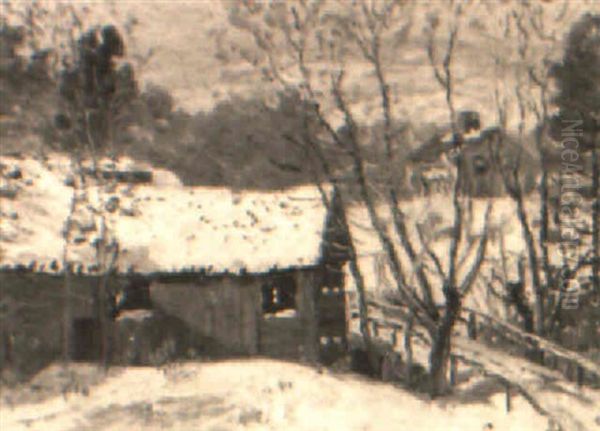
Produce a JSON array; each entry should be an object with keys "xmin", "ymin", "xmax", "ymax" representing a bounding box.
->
[
  {"xmin": 0, "ymin": 6, "xmax": 540, "ymax": 196},
  {"xmin": 550, "ymin": 13, "xmax": 599, "ymax": 299}
]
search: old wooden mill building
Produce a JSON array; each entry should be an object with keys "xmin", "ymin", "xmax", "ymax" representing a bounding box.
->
[{"xmin": 0, "ymin": 155, "xmax": 349, "ymax": 376}]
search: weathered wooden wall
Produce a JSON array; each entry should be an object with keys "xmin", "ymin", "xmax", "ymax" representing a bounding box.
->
[
  {"xmin": 151, "ymin": 276, "xmax": 261, "ymax": 356},
  {"xmin": 151, "ymin": 268, "xmax": 323, "ymax": 362},
  {"xmin": 0, "ymin": 272, "xmax": 101, "ymax": 378},
  {"xmin": 296, "ymin": 269, "xmax": 320, "ymax": 362},
  {"xmin": 0, "ymin": 264, "xmax": 347, "ymax": 378}
]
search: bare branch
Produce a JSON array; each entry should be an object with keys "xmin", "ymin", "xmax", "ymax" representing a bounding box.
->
[
  {"xmin": 460, "ymin": 203, "xmax": 494, "ymax": 296},
  {"xmin": 329, "ymin": 60, "xmax": 437, "ymax": 330},
  {"xmin": 416, "ymin": 223, "xmax": 446, "ymax": 280}
]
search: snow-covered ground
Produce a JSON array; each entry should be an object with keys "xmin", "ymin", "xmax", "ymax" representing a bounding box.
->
[{"xmin": 0, "ymin": 359, "xmax": 562, "ymax": 431}]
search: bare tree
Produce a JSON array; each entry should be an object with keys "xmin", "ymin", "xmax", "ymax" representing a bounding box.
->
[
  {"xmin": 489, "ymin": 2, "xmax": 597, "ymax": 344},
  {"xmin": 34, "ymin": 4, "xmax": 127, "ymax": 366},
  {"xmin": 228, "ymin": 0, "xmax": 493, "ymax": 396},
  {"xmin": 423, "ymin": 3, "xmax": 493, "ymax": 394}
]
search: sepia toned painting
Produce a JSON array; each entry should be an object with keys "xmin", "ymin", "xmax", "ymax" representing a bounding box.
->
[{"xmin": 0, "ymin": 1, "xmax": 599, "ymax": 430}]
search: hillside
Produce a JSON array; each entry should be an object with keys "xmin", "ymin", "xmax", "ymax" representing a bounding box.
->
[
  {"xmin": 5, "ymin": 1, "xmax": 599, "ymax": 129},
  {"xmin": 67, "ymin": 2, "xmax": 600, "ymax": 128},
  {"xmin": 3, "ymin": 1, "xmax": 598, "ymax": 191}
]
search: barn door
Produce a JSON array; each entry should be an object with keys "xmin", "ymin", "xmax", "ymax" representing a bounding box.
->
[{"xmin": 258, "ymin": 274, "xmax": 303, "ymax": 359}]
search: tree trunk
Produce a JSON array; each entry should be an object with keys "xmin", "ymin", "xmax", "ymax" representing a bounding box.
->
[
  {"xmin": 429, "ymin": 285, "xmax": 461, "ymax": 397},
  {"xmin": 512, "ymin": 257, "xmax": 535, "ymax": 333},
  {"xmin": 98, "ymin": 244, "xmax": 119, "ymax": 368},
  {"xmin": 429, "ymin": 313, "xmax": 454, "ymax": 397},
  {"xmin": 514, "ymin": 191, "xmax": 545, "ymax": 335},
  {"xmin": 592, "ymin": 143, "xmax": 599, "ymax": 296},
  {"xmin": 62, "ymin": 181, "xmax": 78, "ymax": 365},
  {"xmin": 404, "ymin": 312, "xmax": 414, "ymax": 385},
  {"xmin": 537, "ymin": 126, "xmax": 552, "ymax": 312}
]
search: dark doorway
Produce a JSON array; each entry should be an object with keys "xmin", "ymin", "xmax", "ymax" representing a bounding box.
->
[
  {"xmin": 119, "ymin": 276, "xmax": 152, "ymax": 311},
  {"xmin": 72, "ymin": 318, "xmax": 101, "ymax": 361}
]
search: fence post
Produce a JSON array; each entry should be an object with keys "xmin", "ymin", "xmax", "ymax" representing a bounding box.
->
[
  {"xmin": 404, "ymin": 313, "xmax": 414, "ymax": 386},
  {"xmin": 550, "ymin": 354, "xmax": 558, "ymax": 370},
  {"xmin": 505, "ymin": 381, "xmax": 511, "ymax": 413},
  {"xmin": 577, "ymin": 366, "xmax": 584, "ymax": 387},
  {"xmin": 450, "ymin": 355, "xmax": 458, "ymax": 387},
  {"xmin": 390, "ymin": 329, "xmax": 397, "ymax": 347},
  {"xmin": 566, "ymin": 361, "xmax": 574, "ymax": 381},
  {"xmin": 467, "ymin": 312, "xmax": 477, "ymax": 340}
]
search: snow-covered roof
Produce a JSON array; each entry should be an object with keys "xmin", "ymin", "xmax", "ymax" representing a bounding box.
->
[{"xmin": 0, "ymin": 155, "xmax": 331, "ymax": 275}]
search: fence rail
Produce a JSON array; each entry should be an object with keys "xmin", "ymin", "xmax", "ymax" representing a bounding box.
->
[{"xmin": 363, "ymin": 298, "xmax": 600, "ymax": 387}]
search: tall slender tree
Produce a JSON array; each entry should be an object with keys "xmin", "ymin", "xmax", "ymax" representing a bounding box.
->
[
  {"xmin": 53, "ymin": 18, "xmax": 134, "ymax": 366},
  {"xmin": 550, "ymin": 13, "xmax": 600, "ymax": 298}
]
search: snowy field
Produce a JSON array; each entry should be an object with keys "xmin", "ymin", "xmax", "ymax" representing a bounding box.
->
[
  {"xmin": 345, "ymin": 193, "xmax": 594, "ymax": 317},
  {"xmin": 0, "ymin": 360, "xmax": 560, "ymax": 431}
]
